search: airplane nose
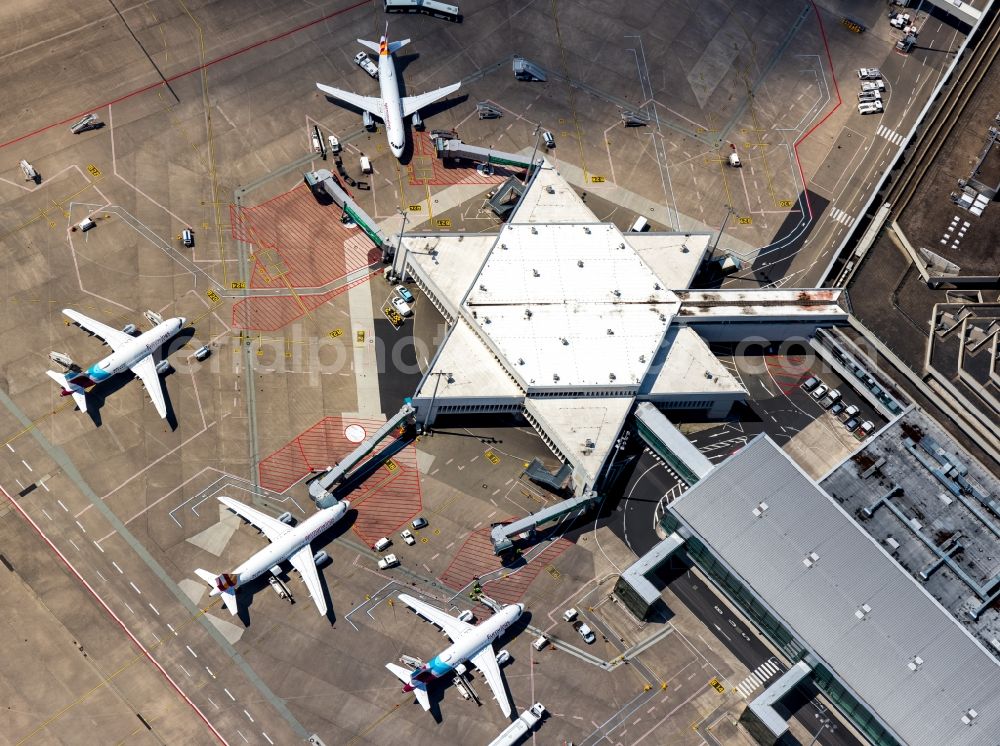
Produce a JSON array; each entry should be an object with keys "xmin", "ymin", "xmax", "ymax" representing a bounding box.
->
[
  {"xmin": 340, "ymin": 499, "xmax": 351, "ymax": 510},
  {"xmin": 178, "ymin": 317, "xmax": 187, "ymax": 327}
]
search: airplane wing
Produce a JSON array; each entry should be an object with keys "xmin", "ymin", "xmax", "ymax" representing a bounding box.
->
[
  {"xmin": 401, "ymin": 82, "xmax": 461, "ymax": 118},
  {"xmin": 63, "ymin": 308, "xmax": 131, "ymax": 351},
  {"xmin": 398, "ymin": 593, "xmax": 473, "ymax": 642},
  {"xmin": 218, "ymin": 496, "xmax": 291, "ymax": 542},
  {"xmin": 470, "ymin": 645, "xmax": 512, "ymax": 717},
  {"xmin": 316, "ymin": 83, "xmax": 384, "ymax": 119},
  {"xmin": 129, "ymin": 355, "xmax": 168, "ymax": 419},
  {"xmin": 289, "ymin": 545, "xmax": 327, "ymax": 616}
]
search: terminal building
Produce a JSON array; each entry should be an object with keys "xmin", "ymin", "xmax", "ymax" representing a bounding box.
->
[
  {"xmin": 399, "ymin": 161, "xmax": 848, "ymax": 494},
  {"xmin": 653, "ymin": 435, "xmax": 1000, "ymax": 746}
]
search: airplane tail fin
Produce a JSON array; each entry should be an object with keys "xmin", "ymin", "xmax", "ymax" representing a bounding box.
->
[
  {"xmin": 195, "ymin": 568, "xmax": 238, "ymax": 615},
  {"xmin": 46, "ymin": 370, "xmax": 88, "ymax": 413},
  {"xmin": 357, "ymin": 38, "xmax": 380, "ymax": 53},
  {"xmin": 385, "ymin": 663, "xmax": 431, "ymax": 711}
]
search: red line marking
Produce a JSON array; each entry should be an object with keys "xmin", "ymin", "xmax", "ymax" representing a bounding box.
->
[
  {"xmin": 0, "ymin": 0, "xmax": 368, "ymax": 152},
  {"xmin": 792, "ymin": 2, "xmax": 843, "ymax": 223},
  {"xmin": 0, "ymin": 485, "xmax": 228, "ymax": 744}
]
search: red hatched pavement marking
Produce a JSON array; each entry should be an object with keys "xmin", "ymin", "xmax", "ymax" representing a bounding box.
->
[
  {"xmin": 232, "ymin": 185, "xmax": 380, "ymax": 290},
  {"xmin": 231, "ymin": 270, "xmax": 378, "ymax": 331},
  {"xmin": 257, "ymin": 417, "xmax": 422, "ymax": 546},
  {"xmin": 765, "ymin": 355, "xmax": 808, "ymax": 394},
  {"xmin": 0, "ymin": 486, "xmax": 228, "ymax": 744},
  {"xmin": 438, "ymin": 526, "xmax": 572, "ymax": 607}
]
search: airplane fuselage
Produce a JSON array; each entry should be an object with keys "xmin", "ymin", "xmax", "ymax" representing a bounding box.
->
[
  {"xmin": 75, "ymin": 318, "xmax": 184, "ymax": 389},
  {"xmin": 226, "ymin": 500, "xmax": 350, "ymax": 590},
  {"xmin": 377, "ymin": 47, "xmax": 406, "ymax": 158},
  {"xmin": 407, "ymin": 602, "xmax": 523, "ymax": 688}
]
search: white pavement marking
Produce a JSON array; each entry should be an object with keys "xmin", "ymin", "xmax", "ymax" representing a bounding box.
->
[
  {"xmin": 129, "ymin": 582, "xmax": 142, "ymax": 595},
  {"xmin": 186, "ymin": 645, "xmax": 198, "ymax": 658},
  {"xmin": 179, "ymin": 664, "xmax": 191, "ymax": 677},
  {"xmin": 208, "ymin": 697, "xmax": 219, "ymax": 710},
  {"xmin": 75, "ymin": 520, "xmax": 87, "ymax": 533},
  {"xmin": 237, "ymin": 732, "xmax": 249, "ymax": 744},
  {"xmin": 167, "ymin": 623, "xmax": 176, "ymax": 634},
  {"xmin": 263, "ymin": 732, "xmax": 274, "ymax": 745},
  {"xmin": 21, "ymin": 460, "xmax": 32, "ymax": 472},
  {"xmin": 6, "ymin": 443, "xmax": 13, "ymax": 452},
  {"xmin": 68, "ymin": 539, "xmax": 80, "ymax": 552},
  {"xmin": 244, "ymin": 710, "xmax": 255, "ymax": 723},
  {"xmin": 122, "ymin": 601, "xmax": 134, "ymax": 614},
  {"xmin": 57, "ymin": 499, "xmax": 68, "ymax": 512},
  {"xmin": 41, "ymin": 509, "xmax": 52, "ymax": 520},
  {"xmin": 225, "ymin": 688, "xmax": 236, "ymax": 701},
  {"xmin": 148, "ymin": 603, "xmax": 160, "ymax": 616},
  {"xmin": 112, "ymin": 561, "xmax": 124, "ymax": 573},
  {"xmin": 95, "ymin": 569, "xmax": 106, "ymax": 582},
  {"xmin": 93, "ymin": 540, "xmax": 104, "ymax": 552},
  {"xmin": 40, "ymin": 481, "xmax": 49, "ymax": 492},
  {"xmin": 206, "ymin": 666, "xmax": 216, "ymax": 678}
]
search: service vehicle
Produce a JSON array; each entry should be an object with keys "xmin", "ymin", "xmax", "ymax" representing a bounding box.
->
[
  {"xmin": 577, "ymin": 623, "xmax": 596, "ymax": 644},
  {"xmin": 542, "ymin": 130, "xmax": 555, "ymax": 148},
  {"xmin": 360, "ymin": 155, "xmax": 373, "ymax": 174},
  {"xmin": 861, "ymin": 80, "xmax": 886, "ymax": 92},
  {"xmin": 858, "ymin": 101, "xmax": 884, "ymax": 115},
  {"xmin": 354, "ymin": 51, "xmax": 380, "ymax": 79},
  {"xmin": 562, "ymin": 608, "xmax": 578, "ymax": 622},
  {"xmin": 182, "ymin": 228, "xmax": 195, "ymax": 247},
  {"xmin": 401, "ymin": 529, "xmax": 416, "ymax": 545},
  {"xmin": 373, "ymin": 537, "xmax": 392, "ymax": 552},
  {"xmin": 391, "ymin": 296, "xmax": 413, "ymax": 316},
  {"xmin": 629, "ymin": 215, "xmax": 649, "ymax": 233},
  {"xmin": 327, "ymin": 134, "xmax": 342, "ymax": 154},
  {"xmin": 857, "ymin": 68, "xmax": 882, "ymax": 80},
  {"xmin": 378, "ymin": 553, "xmax": 400, "ymax": 570}
]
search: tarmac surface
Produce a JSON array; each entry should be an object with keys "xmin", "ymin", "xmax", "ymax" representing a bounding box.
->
[{"xmin": 0, "ymin": 0, "xmax": 949, "ymax": 743}]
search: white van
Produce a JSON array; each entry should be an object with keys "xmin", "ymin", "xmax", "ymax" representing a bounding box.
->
[
  {"xmin": 858, "ymin": 101, "xmax": 883, "ymax": 115},
  {"xmin": 360, "ymin": 155, "xmax": 373, "ymax": 174},
  {"xmin": 542, "ymin": 130, "xmax": 555, "ymax": 148},
  {"xmin": 531, "ymin": 635, "xmax": 549, "ymax": 651},
  {"xmin": 373, "ymin": 537, "xmax": 392, "ymax": 552},
  {"xmin": 629, "ymin": 215, "xmax": 649, "ymax": 232}
]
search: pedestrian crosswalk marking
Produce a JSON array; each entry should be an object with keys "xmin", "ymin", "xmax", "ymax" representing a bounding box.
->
[
  {"xmin": 876, "ymin": 124, "xmax": 905, "ymax": 146},
  {"xmin": 735, "ymin": 659, "xmax": 782, "ymax": 698},
  {"xmin": 830, "ymin": 207, "xmax": 855, "ymax": 227}
]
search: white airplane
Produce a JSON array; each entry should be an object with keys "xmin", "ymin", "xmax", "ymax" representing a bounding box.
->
[
  {"xmin": 316, "ymin": 26, "xmax": 460, "ymax": 159},
  {"xmin": 195, "ymin": 496, "xmax": 350, "ymax": 617},
  {"xmin": 387, "ymin": 593, "xmax": 523, "ymax": 717},
  {"xmin": 47, "ymin": 308, "xmax": 185, "ymax": 419}
]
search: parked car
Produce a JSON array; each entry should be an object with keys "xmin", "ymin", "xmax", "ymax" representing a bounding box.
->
[
  {"xmin": 830, "ymin": 402, "xmax": 846, "ymax": 417},
  {"xmin": 802, "ymin": 376, "xmax": 820, "ymax": 391},
  {"xmin": 395, "ymin": 284, "xmax": 414, "ymax": 303},
  {"xmin": 844, "ymin": 417, "xmax": 861, "ymax": 432},
  {"xmin": 844, "ymin": 405, "xmax": 860, "ymax": 419},
  {"xmin": 577, "ymin": 623, "xmax": 596, "ymax": 644},
  {"xmin": 857, "ymin": 421, "xmax": 875, "ymax": 437},
  {"xmin": 373, "ymin": 537, "xmax": 392, "ymax": 552},
  {"xmin": 391, "ymin": 296, "xmax": 412, "ymax": 317},
  {"xmin": 811, "ymin": 384, "xmax": 830, "ymax": 401},
  {"xmin": 401, "ymin": 529, "xmax": 416, "ymax": 545},
  {"xmin": 821, "ymin": 389, "xmax": 842, "ymax": 409},
  {"xmin": 378, "ymin": 554, "xmax": 399, "ymax": 570},
  {"xmin": 411, "ymin": 517, "xmax": 428, "ymax": 530},
  {"xmin": 562, "ymin": 608, "xmax": 578, "ymax": 622}
]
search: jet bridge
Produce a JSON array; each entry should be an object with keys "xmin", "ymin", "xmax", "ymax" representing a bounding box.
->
[
  {"xmin": 489, "ymin": 490, "xmax": 600, "ymax": 554},
  {"xmin": 433, "ymin": 137, "xmax": 537, "ymax": 171},
  {"xmin": 308, "ymin": 402, "xmax": 416, "ymax": 503},
  {"xmin": 304, "ymin": 169, "xmax": 392, "ymax": 259}
]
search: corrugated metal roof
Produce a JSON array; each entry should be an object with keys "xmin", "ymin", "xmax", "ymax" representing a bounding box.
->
[{"xmin": 670, "ymin": 436, "xmax": 1000, "ymax": 746}]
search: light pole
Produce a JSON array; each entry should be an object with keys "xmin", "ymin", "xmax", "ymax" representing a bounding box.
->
[
  {"xmin": 710, "ymin": 204, "xmax": 737, "ymax": 258},
  {"xmin": 421, "ymin": 370, "xmax": 451, "ymax": 434},
  {"xmin": 526, "ymin": 124, "xmax": 542, "ymax": 182},
  {"xmin": 393, "ymin": 207, "xmax": 408, "ymax": 283}
]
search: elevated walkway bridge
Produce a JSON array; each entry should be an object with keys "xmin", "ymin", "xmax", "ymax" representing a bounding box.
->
[
  {"xmin": 490, "ymin": 490, "xmax": 600, "ymax": 554},
  {"xmin": 304, "ymin": 169, "xmax": 392, "ymax": 260}
]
